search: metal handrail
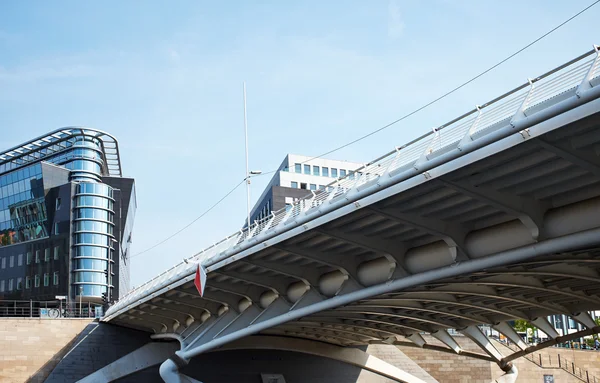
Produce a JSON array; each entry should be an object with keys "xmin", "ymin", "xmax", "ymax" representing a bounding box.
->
[
  {"xmin": 106, "ymin": 46, "xmax": 600, "ymax": 317},
  {"xmin": 501, "ymin": 340, "xmax": 599, "ymax": 383},
  {"xmin": 0, "ymin": 299, "xmax": 100, "ymax": 319}
]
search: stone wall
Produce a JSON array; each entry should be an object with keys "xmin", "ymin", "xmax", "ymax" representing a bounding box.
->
[
  {"xmin": 0, "ymin": 318, "xmax": 92, "ymax": 383},
  {"xmin": 2, "ymin": 318, "xmax": 599, "ymax": 383},
  {"xmin": 398, "ymin": 334, "xmax": 600, "ymax": 383}
]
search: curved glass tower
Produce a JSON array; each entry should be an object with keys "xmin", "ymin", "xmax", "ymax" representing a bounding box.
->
[
  {"xmin": 73, "ymin": 183, "xmax": 115, "ymax": 300},
  {"xmin": 0, "ymin": 128, "xmax": 135, "ymax": 307}
]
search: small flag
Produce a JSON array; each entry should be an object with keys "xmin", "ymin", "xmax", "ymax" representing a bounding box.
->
[{"xmin": 194, "ymin": 264, "xmax": 207, "ymax": 297}]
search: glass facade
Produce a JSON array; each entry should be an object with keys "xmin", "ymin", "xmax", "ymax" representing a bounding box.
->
[
  {"xmin": 46, "ymin": 137, "xmax": 105, "ymax": 183},
  {"xmin": 72, "ymin": 182, "xmax": 115, "ymax": 300},
  {"xmin": 0, "ymin": 163, "xmax": 47, "ymax": 247}
]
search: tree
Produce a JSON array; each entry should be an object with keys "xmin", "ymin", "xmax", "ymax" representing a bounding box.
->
[
  {"xmin": 513, "ymin": 319, "xmax": 538, "ymax": 344},
  {"xmin": 514, "ymin": 319, "xmax": 535, "ymax": 333}
]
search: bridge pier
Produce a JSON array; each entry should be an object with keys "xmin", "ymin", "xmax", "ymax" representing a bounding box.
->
[{"xmin": 159, "ymin": 356, "xmax": 201, "ymax": 383}]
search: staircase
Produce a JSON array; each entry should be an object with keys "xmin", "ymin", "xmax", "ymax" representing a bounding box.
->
[{"xmin": 493, "ymin": 339, "xmax": 599, "ymax": 383}]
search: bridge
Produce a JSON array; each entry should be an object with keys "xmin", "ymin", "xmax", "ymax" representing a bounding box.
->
[{"xmin": 90, "ymin": 47, "xmax": 600, "ymax": 383}]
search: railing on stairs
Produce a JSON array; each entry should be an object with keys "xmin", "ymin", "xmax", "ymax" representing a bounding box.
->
[{"xmin": 499, "ymin": 339, "xmax": 599, "ymax": 383}]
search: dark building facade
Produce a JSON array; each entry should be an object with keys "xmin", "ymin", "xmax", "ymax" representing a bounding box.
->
[{"xmin": 0, "ymin": 128, "xmax": 135, "ymax": 309}]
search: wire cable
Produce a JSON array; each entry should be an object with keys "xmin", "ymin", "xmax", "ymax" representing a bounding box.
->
[
  {"xmin": 257, "ymin": 0, "xmax": 600, "ymax": 177},
  {"xmin": 131, "ymin": 179, "xmax": 245, "ymax": 258},
  {"xmin": 130, "ymin": 0, "xmax": 598, "ymax": 257}
]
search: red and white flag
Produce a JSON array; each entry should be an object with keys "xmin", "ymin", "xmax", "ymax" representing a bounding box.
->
[{"xmin": 194, "ymin": 264, "xmax": 207, "ymax": 297}]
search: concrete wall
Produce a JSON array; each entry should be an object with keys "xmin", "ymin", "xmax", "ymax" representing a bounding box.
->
[{"xmin": 0, "ymin": 318, "xmax": 92, "ymax": 383}]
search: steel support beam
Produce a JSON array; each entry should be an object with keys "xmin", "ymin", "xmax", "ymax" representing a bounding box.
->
[
  {"xmin": 242, "ymin": 258, "xmax": 321, "ymax": 287},
  {"xmin": 438, "ymin": 178, "xmax": 547, "ymax": 239},
  {"xmin": 273, "ymin": 243, "xmax": 362, "ymax": 283},
  {"xmin": 367, "ymin": 205, "xmax": 470, "ymax": 260},
  {"xmin": 314, "ymin": 227, "xmax": 407, "ymax": 265},
  {"xmin": 538, "ymin": 138, "xmax": 600, "ymax": 178}
]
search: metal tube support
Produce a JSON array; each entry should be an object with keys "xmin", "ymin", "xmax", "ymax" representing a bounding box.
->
[{"xmin": 178, "ymin": 227, "xmax": 600, "ymax": 362}]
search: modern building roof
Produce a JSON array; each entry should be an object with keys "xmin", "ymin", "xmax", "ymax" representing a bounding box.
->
[{"xmin": 0, "ymin": 127, "xmax": 122, "ymax": 177}]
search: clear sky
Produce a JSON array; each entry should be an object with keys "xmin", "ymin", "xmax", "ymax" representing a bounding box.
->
[{"xmin": 0, "ymin": 1, "xmax": 598, "ymax": 287}]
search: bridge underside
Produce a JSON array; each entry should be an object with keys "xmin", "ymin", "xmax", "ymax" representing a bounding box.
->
[
  {"xmin": 110, "ymin": 108, "xmax": 600, "ymax": 372},
  {"xmin": 100, "ymin": 49, "xmax": 600, "ymax": 382}
]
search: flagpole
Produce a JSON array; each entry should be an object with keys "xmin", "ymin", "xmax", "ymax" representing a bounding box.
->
[{"xmin": 243, "ymin": 82, "xmax": 251, "ymax": 229}]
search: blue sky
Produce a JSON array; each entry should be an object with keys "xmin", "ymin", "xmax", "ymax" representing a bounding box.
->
[{"xmin": 0, "ymin": 1, "xmax": 598, "ymax": 287}]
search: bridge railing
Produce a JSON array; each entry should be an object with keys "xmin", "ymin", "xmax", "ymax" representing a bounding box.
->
[
  {"xmin": 0, "ymin": 299, "xmax": 99, "ymax": 319},
  {"xmin": 107, "ymin": 46, "xmax": 600, "ymax": 317}
]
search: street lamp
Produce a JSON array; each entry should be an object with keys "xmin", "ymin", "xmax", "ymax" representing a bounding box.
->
[
  {"xmin": 245, "ymin": 170, "xmax": 262, "ymax": 228},
  {"xmin": 242, "ymin": 82, "xmax": 263, "ymax": 228},
  {"xmin": 79, "ymin": 286, "xmax": 83, "ymax": 317}
]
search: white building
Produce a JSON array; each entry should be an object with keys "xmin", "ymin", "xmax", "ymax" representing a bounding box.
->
[{"xmin": 247, "ymin": 154, "xmax": 363, "ymax": 224}]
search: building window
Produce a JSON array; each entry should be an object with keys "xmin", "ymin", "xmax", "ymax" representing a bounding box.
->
[
  {"xmin": 568, "ymin": 318, "xmax": 577, "ymax": 329},
  {"xmin": 322, "ymin": 167, "xmax": 329, "ymax": 177},
  {"xmin": 9, "ymin": 255, "xmax": 14, "ymax": 268},
  {"xmin": 331, "ymin": 168, "xmax": 338, "ymax": 178},
  {"xmin": 291, "ymin": 181, "xmax": 298, "ymax": 189},
  {"xmin": 340, "ymin": 169, "xmax": 347, "ymax": 177},
  {"xmin": 0, "ymin": 280, "xmax": 4, "ymax": 292},
  {"xmin": 26, "ymin": 252, "xmax": 32, "ymax": 265},
  {"xmin": 54, "ymin": 246, "xmax": 60, "ymax": 260},
  {"xmin": 300, "ymin": 183, "xmax": 307, "ymax": 190},
  {"xmin": 34, "ymin": 275, "xmax": 40, "ymax": 288},
  {"xmin": 45, "ymin": 248, "xmax": 50, "ymax": 262},
  {"xmin": 0, "ymin": 257, "xmax": 4, "ymax": 269},
  {"xmin": 54, "ymin": 222, "xmax": 59, "ymax": 234},
  {"xmin": 319, "ymin": 185, "xmax": 325, "ymax": 190},
  {"xmin": 56, "ymin": 197, "xmax": 61, "ymax": 210},
  {"xmin": 16, "ymin": 277, "xmax": 22, "ymax": 290},
  {"xmin": 18, "ymin": 253, "xmax": 23, "ymax": 266},
  {"xmin": 43, "ymin": 273, "xmax": 49, "ymax": 287},
  {"xmin": 310, "ymin": 184, "xmax": 317, "ymax": 191},
  {"xmin": 25, "ymin": 277, "xmax": 31, "ymax": 289},
  {"xmin": 8, "ymin": 279, "xmax": 14, "ymax": 291},
  {"xmin": 53, "ymin": 272, "xmax": 59, "ymax": 286},
  {"xmin": 295, "ymin": 164, "xmax": 301, "ymax": 173},
  {"xmin": 35, "ymin": 250, "xmax": 40, "ymax": 263},
  {"xmin": 313, "ymin": 166, "xmax": 320, "ymax": 176},
  {"xmin": 304, "ymin": 164, "xmax": 310, "ymax": 175}
]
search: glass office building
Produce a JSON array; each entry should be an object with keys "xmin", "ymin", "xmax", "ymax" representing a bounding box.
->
[{"xmin": 0, "ymin": 128, "xmax": 135, "ymax": 308}]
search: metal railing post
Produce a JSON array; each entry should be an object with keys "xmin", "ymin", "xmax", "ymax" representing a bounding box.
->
[
  {"xmin": 458, "ymin": 106, "xmax": 483, "ymax": 150},
  {"xmin": 30, "ymin": 300, "xmax": 32, "ymax": 318},
  {"xmin": 558, "ymin": 354, "xmax": 561, "ymax": 368},
  {"xmin": 539, "ymin": 353, "xmax": 542, "ymax": 366},
  {"xmin": 415, "ymin": 128, "xmax": 440, "ymax": 168},
  {"xmin": 510, "ymin": 79, "xmax": 535, "ymax": 127},
  {"xmin": 576, "ymin": 45, "xmax": 600, "ymax": 97},
  {"xmin": 382, "ymin": 147, "xmax": 402, "ymax": 178}
]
